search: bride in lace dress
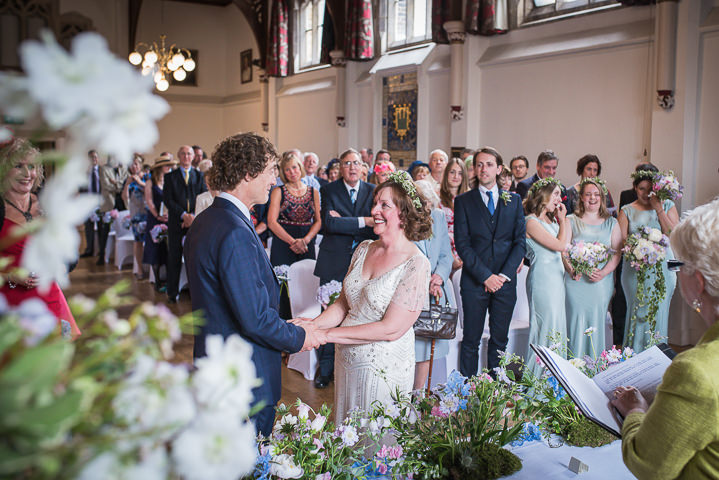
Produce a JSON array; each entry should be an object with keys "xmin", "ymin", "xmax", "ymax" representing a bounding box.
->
[{"xmin": 298, "ymin": 172, "xmax": 433, "ymax": 423}]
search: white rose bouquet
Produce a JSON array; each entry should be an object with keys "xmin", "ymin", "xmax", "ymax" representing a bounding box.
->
[{"xmin": 566, "ymin": 241, "xmax": 613, "ymax": 277}]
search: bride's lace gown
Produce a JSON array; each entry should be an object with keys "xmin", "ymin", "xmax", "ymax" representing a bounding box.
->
[{"xmin": 334, "ymin": 240, "xmax": 430, "ymax": 423}]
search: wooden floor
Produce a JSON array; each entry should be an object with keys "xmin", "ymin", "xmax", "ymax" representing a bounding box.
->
[{"xmin": 65, "ymin": 255, "xmax": 334, "ymax": 412}]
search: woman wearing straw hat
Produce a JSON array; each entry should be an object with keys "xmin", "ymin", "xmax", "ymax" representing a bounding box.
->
[{"xmin": 142, "ymin": 154, "xmax": 176, "ymax": 291}]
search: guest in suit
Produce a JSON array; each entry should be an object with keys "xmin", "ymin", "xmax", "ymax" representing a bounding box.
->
[
  {"xmin": 454, "ymin": 147, "xmax": 526, "ymax": 376},
  {"xmin": 612, "ymin": 196, "xmax": 719, "ymax": 480},
  {"xmin": 163, "ymin": 145, "xmax": 207, "ymax": 303},
  {"xmin": 185, "ymin": 132, "xmax": 320, "ymax": 437},
  {"xmin": 509, "ymin": 155, "xmax": 529, "ymax": 192},
  {"xmin": 96, "ymin": 156, "xmax": 124, "ymax": 266},
  {"xmin": 80, "ymin": 150, "xmax": 101, "ymax": 258},
  {"xmin": 413, "ymin": 180, "xmax": 456, "ymax": 390},
  {"xmin": 303, "ymin": 152, "xmax": 328, "ymax": 188},
  {"xmin": 515, "ymin": 150, "xmax": 569, "ymax": 210},
  {"xmin": 313, "ymin": 148, "xmax": 377, "ymax": 388}
]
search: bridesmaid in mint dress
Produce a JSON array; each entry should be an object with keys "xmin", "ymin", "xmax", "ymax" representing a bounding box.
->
[
  {"xmin": 618, "ymin": 166, "xmax": 679, "ymax": 352},
  {"xmin": 523, "ymin": 179, "xmax": 571, "ymax": 378},
  {"xmin": 564, "ymin": 179, "xmax": 622, "ymax": 359}
]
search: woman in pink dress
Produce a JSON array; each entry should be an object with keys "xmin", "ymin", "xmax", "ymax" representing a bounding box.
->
[
  {"xmin": 1, "ymin": 137, "xmax": 81, "ymax": 336},
  {"xmin": 439, "ymin": 157, "xmax": 470, "ymax": 272}
]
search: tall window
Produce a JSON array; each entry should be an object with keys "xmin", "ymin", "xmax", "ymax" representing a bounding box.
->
[
  {"xmin": 387, "ymin": 0, "xmax": 431, "ymax": 49},
  {"xmin": 523, "ymin": 0, "xmax": 619, "ymax": 24},
  {"xmin": 298, "ymin": 0, "xmax": 325, "ymax": 69}
]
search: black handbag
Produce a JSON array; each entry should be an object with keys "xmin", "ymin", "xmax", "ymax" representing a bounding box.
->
[{"xmin": 414, "ymin": 286, "xmax": 458, "ymax": 340}]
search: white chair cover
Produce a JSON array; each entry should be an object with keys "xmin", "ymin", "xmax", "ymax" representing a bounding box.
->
[
  {"xmin": 286, "ymin": 259, "xmax": 322, "ymax": 381},
  {"xmin": 113, "ymin": 211, "xmax": 134, "ymax": 269}
]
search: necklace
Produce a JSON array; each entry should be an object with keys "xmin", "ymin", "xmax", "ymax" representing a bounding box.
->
[{"xmin": 4, "ymin": 196, "xmax": 33, "ymax": 222}]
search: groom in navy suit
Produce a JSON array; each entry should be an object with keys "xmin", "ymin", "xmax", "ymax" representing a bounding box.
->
[
  {"xmin": 454, "ymin": 147, "xmax": 526, "ymax": 377},
  {"xmin": 184, "ymin": 133, "xmax": 322, "ymax": 436}
]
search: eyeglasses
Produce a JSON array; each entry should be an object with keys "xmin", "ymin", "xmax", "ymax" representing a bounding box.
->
[
  {"xmin": 342, "ymin": 160, "xmax": 361, "ymax": 167},
  {"xmin": 667, "ymin": 260, "xmax": 684, "ymax": 272}
]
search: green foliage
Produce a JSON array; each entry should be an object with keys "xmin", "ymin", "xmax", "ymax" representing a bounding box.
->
[{"xmin": 565, "ymin": 418, "xmax": 617, "ymax": 448}]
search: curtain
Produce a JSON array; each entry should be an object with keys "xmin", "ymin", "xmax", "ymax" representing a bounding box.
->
[
  {"xmin": 431, "ymin": 0, "xmax": 451, "ymax": 44},
  {"xmin": 345, "ymin": 0, "xmax": 374, "ymax": 60},
  {"xmin": 266, "ymin": 0, "xmax": 290, "ymax": 77},
  {"xmin": 465, "ymin": 0, "xmax": 508, "ymax": 36},
  {"xmin": 320, "ymin": 2, "xmax": 335, "ymax": 64}
]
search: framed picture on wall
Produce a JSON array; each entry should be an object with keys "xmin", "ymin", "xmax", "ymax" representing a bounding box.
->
[{"xmin": 241, "ymin": 49, "xmax": 253, "ymax": 84}]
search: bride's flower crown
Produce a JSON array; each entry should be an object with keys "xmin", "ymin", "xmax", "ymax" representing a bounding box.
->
[
  {"xmin": 386, "ymin": 171, "xmax": 423, "ymax": 210},
  {"xmin": 528, "ymin": 177, "xmax": 562, "ymax": 196}
]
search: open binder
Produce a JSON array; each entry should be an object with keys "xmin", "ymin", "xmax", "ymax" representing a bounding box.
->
[{"xmin": 530, "ymin": 343, "xmax": 675, "ymax": 437}]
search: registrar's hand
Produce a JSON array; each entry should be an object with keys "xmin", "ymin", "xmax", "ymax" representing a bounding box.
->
[{"xmin": 611, "ymin": 386, "xmax": 649, "ymax": 417}]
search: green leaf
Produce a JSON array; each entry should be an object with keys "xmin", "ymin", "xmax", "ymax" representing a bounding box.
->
[
  {"xmin": 7, "ymin": 389, "xmax": 89, "ymax": 446},
  {"xmin": 0, "ymin": 319, "xmax": 23, "ymax": 355},
  {"xmin": 0, "ymin": 341, "xmax": 74, "ymax": 407}
]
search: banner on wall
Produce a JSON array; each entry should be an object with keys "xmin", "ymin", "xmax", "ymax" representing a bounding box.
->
[{"xmin": 382, "ymin": 72, "xmax": 417, "ymax": 168}]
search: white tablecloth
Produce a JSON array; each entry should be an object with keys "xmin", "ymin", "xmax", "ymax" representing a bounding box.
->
[{"xmin": 506, "ymin": 439, "xmax": 635, "ymax": 479}]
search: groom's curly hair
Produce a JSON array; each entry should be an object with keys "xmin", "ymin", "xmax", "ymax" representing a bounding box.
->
[{"xmin": 209, "ymin": 133, "xmax": 278, "ymax": 191}]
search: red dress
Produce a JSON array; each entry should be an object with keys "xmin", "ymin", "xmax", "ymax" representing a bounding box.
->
[{"xmin": 0, "ymin": 218, "xmax": 81, "ymax": 336}]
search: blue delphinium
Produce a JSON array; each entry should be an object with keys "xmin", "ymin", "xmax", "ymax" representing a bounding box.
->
[
  {"xmin": 254, "ymin": 451, "xmax": 272, "ymax": 480},
  {"xmin": 509, "ymin": 423, "xmax": 543, "ymax": 447}
]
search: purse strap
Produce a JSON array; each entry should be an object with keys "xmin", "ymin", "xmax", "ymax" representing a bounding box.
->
[{"xmin": 430, "ymin": 284, "xmax": 451, "ymax": 308}]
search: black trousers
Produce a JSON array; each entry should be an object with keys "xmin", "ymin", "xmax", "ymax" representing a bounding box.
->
[
  {"xmin": 167, "ymin": 227, "xmax": 188, "ymax": 299},
  {"xmin": 83, "ymin": 219, "xmax": 96, "ymax": 254},
  {"xmin": 316, "ymin": 277, "xmax": 336, "ymax": 377},
  {"xmin": 459, "ymin": 285, "xmax": 516, "ymax": 377},
  {"xmin": 97, "ymin": 221, "xmax": 110, "ymax": 259},
  {"xmin": 611, "ymin": 262, "xmax": 628, "ymax": 347}
]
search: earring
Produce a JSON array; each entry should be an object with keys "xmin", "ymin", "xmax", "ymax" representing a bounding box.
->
[{"xmin": 691, "ymin": 298, "xmax": 702, "ymax": 313}]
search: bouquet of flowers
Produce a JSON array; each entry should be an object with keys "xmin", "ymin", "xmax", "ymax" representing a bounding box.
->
[
  {"xmin": 652, "ymin": 170, "xmax": 683, "ymax": 201},
  {"xmin": 150, "ymin": 223, "xmax": 168, "ymax": 243},
  {"xmin": 316, "ymin": 280, "xmax": 342, "ymax": 308},
  {"xmin": 566, "ymin": 241, "xmax": 613, "ymax": 277},
  {"xmin": 103, "ymin": 209, "xmax": 119, "ymax": 224}
]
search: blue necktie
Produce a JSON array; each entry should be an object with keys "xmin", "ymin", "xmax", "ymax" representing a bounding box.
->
[
  {"xmin": 487, "ymin": 191, "xmax": 495, "ymax": 216},
  {"xmin": 350, "ymin": 188, "xmax": 357, "ymax": 204}
]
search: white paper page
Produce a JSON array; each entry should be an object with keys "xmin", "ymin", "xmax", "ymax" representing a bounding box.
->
[
  {"xmin": 539, "ymin": 346, "xmax": 622, "ymax": 434},
  {"xmin": 592, "ymin": 345, "xmax": 672, "ymax": 404}
]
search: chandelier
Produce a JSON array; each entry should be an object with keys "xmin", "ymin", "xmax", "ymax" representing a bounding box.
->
[{"xmin": 128, "ymin": 35, "xmax": 196, "ymax": 92}]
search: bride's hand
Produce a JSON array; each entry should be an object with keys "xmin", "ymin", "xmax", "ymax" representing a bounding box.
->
[{"xmin": 288, "ymin": 317, "xmax": 313, "ymax": 325}]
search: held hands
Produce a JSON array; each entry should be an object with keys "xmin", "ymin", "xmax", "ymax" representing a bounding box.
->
[
  {"xmin": 289, "ymin": 238, "xmax": 308, "ymax": 254},
  {"xmin": 610, "ymin": 386, "xmax": 649, "ymax": 417},
  {"xmin": 289, "ymin": 317, "xmax": 328, "ymax": 351},
  {"xmin": 484, "ymin": 274, "xmax": 506, "ymax": 293}
]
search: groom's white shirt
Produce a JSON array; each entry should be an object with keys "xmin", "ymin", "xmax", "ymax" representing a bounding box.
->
[{"xmin": 218, "ymin": 191, "xmax": 251, "ymax": 223}]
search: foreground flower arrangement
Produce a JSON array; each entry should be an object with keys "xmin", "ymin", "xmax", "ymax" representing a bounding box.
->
[{"xmin": 0, "ymin": 283, "xmax": 259, "ymax": 479}]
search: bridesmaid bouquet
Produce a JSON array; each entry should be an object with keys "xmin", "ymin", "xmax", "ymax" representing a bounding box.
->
[
  {"xmin": 566, "ymin": 241, "xmax": 613, "ymax": 277},
  {"xmin": 652, "ymin": 170, "xmax": 683, "ymax": 201},
  {"xmin": 316, "ymin": 280, "xmax": 342, "ymax": 308},
  {"xmin": 150, "ymin": 223, "xmax": 168, "ymax": 243},
  {"xmin": 622, "ymin": 227, "xmax": 670, "ymax": 342}
]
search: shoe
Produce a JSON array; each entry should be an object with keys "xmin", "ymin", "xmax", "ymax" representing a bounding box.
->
[
  {"xmin": 95, "ymin": 257, "xmax": 105, "ymax": 266},
  {"xmin": 314, "ymin": 374, "xmax": 332, "ymax": 389},
  {"xmin": 80, "ymin": 251, "xmax": 92, "ymax": 258}
]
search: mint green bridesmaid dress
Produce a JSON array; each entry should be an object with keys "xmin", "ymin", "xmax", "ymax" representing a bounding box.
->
[
  {"xmin": 621, "ymin": 200, "xmax": 677, "ymax": 353},
  {"xmin": 565, "ymin": 215, "xmax": 617, "ymax": 360},
  {"xmin": 525, "ymin": 215, "xmax": 567, "ymax": 378}
]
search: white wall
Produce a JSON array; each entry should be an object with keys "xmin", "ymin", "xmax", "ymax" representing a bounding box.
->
[{"xmin": 696, "ymin": 30, "xmax": 719, "ymax": 206}]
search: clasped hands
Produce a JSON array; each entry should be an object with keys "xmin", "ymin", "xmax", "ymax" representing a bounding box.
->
[
  {"xmin": 290, "ymin": 317, "xmax": 328, "ymax": 352},
  {"xmin": 484, "ymin": 274, "xmax": 507, "ymax": 293},
  {"xmin": 181, "ymin": 212, "xmax": 195, "ymax": 229},
  {"xmin": 289, "ymin": 238, "xmax": 309, "ymax": 254}
]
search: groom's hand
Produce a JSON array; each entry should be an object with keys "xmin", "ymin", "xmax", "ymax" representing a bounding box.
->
[
  {"xmin": 299, "ymin": 323, "xmax": 322, "ymax": 351},
  {"xmin": 288, "ymin": 317, "xmax": 313, "ymax": 325}
]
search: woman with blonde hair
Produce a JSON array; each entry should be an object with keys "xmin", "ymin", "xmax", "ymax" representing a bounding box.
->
[
  {"xmin": 612, "ymin": 196, "xmax": 719, "ymax": 480},
  {"xmin": 523, "ymin": 178, "xmax": 570, "ymax": 376},
  {"xmin": 439, "ymin": 157, "xmax": 469, "ymax": 271},
  {"xmin": 0, "ymin": 137, "xmax": 80, "ymax": 336},
  {"xmin": 564, "ymin": 178, "xmax": 622, "ymax": 358},
  {"xmin": 267, "ymin": 151, "xmax": 321, "ymax": 267}
]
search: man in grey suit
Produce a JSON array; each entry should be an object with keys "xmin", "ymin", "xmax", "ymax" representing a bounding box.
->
[{"xmin": 313, "ymin": 148, "xmax": 377, "ymax": 388}]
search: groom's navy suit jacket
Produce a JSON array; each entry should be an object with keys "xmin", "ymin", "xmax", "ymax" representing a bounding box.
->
[
  {"xmin": 184, "ymin": 196, "xmax": 305, "ymax": 435},
  {"xmin": 454, "ymin": 188, "xmax": 526, "ymax": 289}
]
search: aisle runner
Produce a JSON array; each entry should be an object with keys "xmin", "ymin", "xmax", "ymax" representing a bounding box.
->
[{"xmin": 506, "ymin": 440, "xmax": 635, "ymax": 479}]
